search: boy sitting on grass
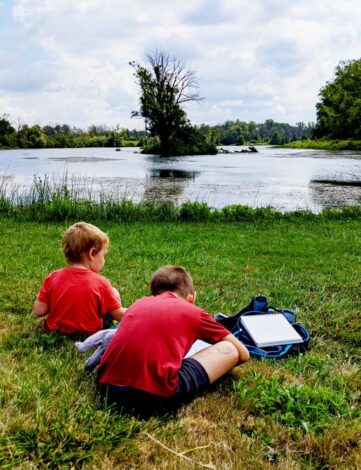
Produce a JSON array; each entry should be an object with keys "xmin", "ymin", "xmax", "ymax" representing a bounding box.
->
[
  {"xmin": 97, "ymin": 265, "xmax": 249, "ymax": 415},
  {"xmin": 34, "ymin": 222, "xmax": 126, "ymax": 338}
]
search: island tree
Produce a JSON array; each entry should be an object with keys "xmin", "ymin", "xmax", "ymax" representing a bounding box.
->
[
  {"xmin": 130, "ymin": 50, "xmax": 216, "ymax": 156},
  {"xmin": 314, "ymin": 59, "xmax": 361, "ymax": 139}
]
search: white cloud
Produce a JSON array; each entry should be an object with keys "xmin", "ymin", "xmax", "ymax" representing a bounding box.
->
[{"xmin": 0, "ymin": 0, "xmax": 361, "ymax": 128}]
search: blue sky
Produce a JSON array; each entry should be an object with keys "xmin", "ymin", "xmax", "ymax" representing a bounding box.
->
[{"xmin": 1, "ymin": 0, "xmax": 361, "ymax": 129}]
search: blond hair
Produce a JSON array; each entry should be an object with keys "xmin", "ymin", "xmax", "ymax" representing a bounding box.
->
[
  {"xmin": 61, "ymin": 222, "xmax": 109, "ymax": 263},
  {"xmin": 150, "ymin": 265, "xmax": 194, "ymax": 299}
]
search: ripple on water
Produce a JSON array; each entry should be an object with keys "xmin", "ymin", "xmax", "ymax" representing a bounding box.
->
[{"xmin": 48, "ymin": 156, "xmax": 120, "ymax": 163}]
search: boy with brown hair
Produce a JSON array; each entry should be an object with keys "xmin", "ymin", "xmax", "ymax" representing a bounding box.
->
[
  {"xmin": 97, "ymin": 265, "xmax": 249, "ymax": 415},
  {"xmin": 34, "ymin": 222, "xmax": 126, "ymax": 337}
]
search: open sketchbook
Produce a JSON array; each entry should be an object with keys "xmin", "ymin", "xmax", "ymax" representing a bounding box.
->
[{"xmin": 240, "ymin": 313, "xmax": 303, "ymax": 347}]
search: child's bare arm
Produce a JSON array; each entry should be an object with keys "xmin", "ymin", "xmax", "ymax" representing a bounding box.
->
[
  {"xmin": 33, "ymin": 300, "xmax": 49, "ymax": 317},
  {"xmin": 109, "ymin": 307, "xmax": 127, "ymax": 322},
  {"xmin": 109, "ymin": 287, "xmax": 127, "ymax": 321}
]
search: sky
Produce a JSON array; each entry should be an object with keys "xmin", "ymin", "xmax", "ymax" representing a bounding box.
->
[{"xmin": 0, "ymin": 0, "xmax": 361, "ymax": 130}]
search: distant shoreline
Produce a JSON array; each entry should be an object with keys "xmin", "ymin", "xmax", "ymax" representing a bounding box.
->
[
  {"xmin": 3, "ymin": 140, "xmax": 361, "ymax": 153},
  {"xmin": 284, "ymin": 139, "xmax": 361, "ymax": 151}
]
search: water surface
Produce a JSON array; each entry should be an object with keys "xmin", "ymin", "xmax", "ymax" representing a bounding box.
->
[{"xmin": 1, "ymin": 146, "xmax": 360, "ymax": 212}]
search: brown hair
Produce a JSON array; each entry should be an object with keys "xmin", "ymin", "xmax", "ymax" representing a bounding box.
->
[
  {"xmin": 150, "ymin": 265, "xmax": 194, "ymax": 299},
  {"xmin": 61, "ymin": 222, "xmax": 109, "ymax": 263}
]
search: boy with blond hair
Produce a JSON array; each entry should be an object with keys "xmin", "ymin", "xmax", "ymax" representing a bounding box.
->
[
  {"xmin": 98, "ymin": 265, "xmax": 249, "ymax": 415},
  {"xmin": 34, "ymin": 222, "xmax": 126, "ymax": 337}
]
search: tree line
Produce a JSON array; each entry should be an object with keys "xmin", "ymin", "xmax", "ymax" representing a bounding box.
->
[
  {"xmin": 0, "ymin": 116, "xmax": 313, "ymax": 150},
  {"xmin": 0, "ymin": 120, "xmax": 146, "ymax": 149},
  {"xmin": 198, "ymin": 119, "xmax": 314, "ymax": 146}
]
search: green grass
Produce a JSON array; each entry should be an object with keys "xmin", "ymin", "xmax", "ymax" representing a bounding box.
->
[
  {"xmin": 235, "ymin": 372, "xmax": 356, "ymax": 433},
  {"xmin": 0, "ymin": 217, "xmax": 360, "ymax": 468},
  {"xmin": 285, "ymin": 139, "xmax": 361, "ymax": 151}
]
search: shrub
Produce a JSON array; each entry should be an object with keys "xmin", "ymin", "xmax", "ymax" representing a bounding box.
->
[{"xmin": 178, "ymin": 201, "xmax": 212, "ymax": 221}]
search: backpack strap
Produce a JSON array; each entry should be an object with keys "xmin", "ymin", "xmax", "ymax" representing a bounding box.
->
[
  {"xmin": 215, "ymin": 295, "xmax": 269, "ymax": 332},
  {"xmin": 269, "ymin": 307, "xmax": 296, "ymax": 323},
  {"xmin": 246, "ymin": 343, "xmax": 294, "ymax": 358}
]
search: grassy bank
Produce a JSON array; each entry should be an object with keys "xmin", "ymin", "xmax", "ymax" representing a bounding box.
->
[
  {"xmin": 286, "ymin": 139, "xmax": 361, "ymax": 151},
  {"xmin": 0, "ymin": 217, "xmax": 360, "ymax": 468}
]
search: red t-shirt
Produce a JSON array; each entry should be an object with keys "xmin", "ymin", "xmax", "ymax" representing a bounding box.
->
[
  {"xmin": 37, "ymin": 267, "xmax": 121, "ymax": 336},
  {"xmin": 98, "ymin": 292, "xmax": 230, "ymax": 397}
]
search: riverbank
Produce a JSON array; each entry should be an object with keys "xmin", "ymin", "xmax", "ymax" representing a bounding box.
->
[
  {"xmin": 1, "ymin": 195, "xmax": 361, "ymax": 222},
  {"xmin": 285, "ymin": 139, "xmax": 361, "ymax": 151},
  {"xmin": 0, "ymin": 217, "xmax": 360, "ymax": 468}
]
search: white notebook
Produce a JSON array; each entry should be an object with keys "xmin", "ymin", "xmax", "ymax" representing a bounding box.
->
[{"xmin": 240, "ymin": 313, "xmax": 303, "ymax": 347}]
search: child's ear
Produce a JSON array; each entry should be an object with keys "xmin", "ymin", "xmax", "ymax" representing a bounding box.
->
[
  {"xmin": 186, "ymin": 291, "xmax": 197, "ymax": 304},
  {"xmin": 88, "ymin": 247, "xmax": 97, "ymax": 259}
]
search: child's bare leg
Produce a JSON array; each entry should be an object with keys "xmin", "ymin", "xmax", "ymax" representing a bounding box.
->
[{"xmin": 190, "ymin": 341, "xmax": 239, "ymax": 384}]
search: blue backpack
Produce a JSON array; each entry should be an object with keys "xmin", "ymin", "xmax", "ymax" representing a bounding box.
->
[{"xmin": 215, "ymin": 296, "xmax": 310, "ymax": 359}]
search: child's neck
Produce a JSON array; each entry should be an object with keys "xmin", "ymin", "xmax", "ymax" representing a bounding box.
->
[{"xmin": 68, "ymin": 262, "xmax": 90, "ymax": 270}]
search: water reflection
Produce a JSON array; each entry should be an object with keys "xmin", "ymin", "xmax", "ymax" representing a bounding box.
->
[
  {"xmin": 147, "ymin": 169, "xmax": 199, "ymax": 179},
  {"xmin": 143, "ymin": 176, "xmax": 190, "ymax": 204},
  {"xmin": 143, "ymin": 160, "xmax": 200, "ymax": 203}
]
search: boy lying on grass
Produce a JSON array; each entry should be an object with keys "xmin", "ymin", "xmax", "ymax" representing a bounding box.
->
[
  {"xmin": 33, "ymin": 222, "xmax": 126, "ymax": 338},
  {"xmin": 97, "ymin": 265, "xmax": 249, "ymax": 415}
]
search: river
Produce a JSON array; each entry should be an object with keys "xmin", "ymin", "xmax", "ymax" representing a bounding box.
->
[{"xmin": 0, "ymin": 146, "xmax": 360, "ymax": 212}]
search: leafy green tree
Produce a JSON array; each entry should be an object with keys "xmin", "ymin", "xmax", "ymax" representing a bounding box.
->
[
  {"xmin": 16, "ymin": 125, "xmax": 48, "ymax": 148},
  {"xmin": 270, "ymin": 131, "xmax": 283, "ymax": 145},
  {"xmin": 105, "ymin": 128, "xmax": 128, "ymax": 147},
  {"xmin": 88, "ymin": 125, "xmax": 110, "ymax": 137},
  {"xmin": 219, "ymin": 121, "xmax": 246, "ymax": 145},
  {"xmin": 0, "ymin": 115, "xmax": 16, "ymax": 147},
  {"xmin": 247, "ymin": 121, "xmax": 260, "ymax": 142},
  {"xmin": 131, "ymin": 50, "xmax": 215, "ymax": 156},
  {"xmin": 314, "ymin": 59, "xmax": 361, "ymax": 139}
]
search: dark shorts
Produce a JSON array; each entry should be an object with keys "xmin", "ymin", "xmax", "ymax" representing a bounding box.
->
[
  {"xmin": 176, "ymin": 357, "xmax": 210, "ymax": 394},
  {"xmin": 99, "ymin": 358, "xmax": 210, "ymax": 417},
  {"xmin": 102, "ymin": 313, "xmax": 113, "ymax": 330}
]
